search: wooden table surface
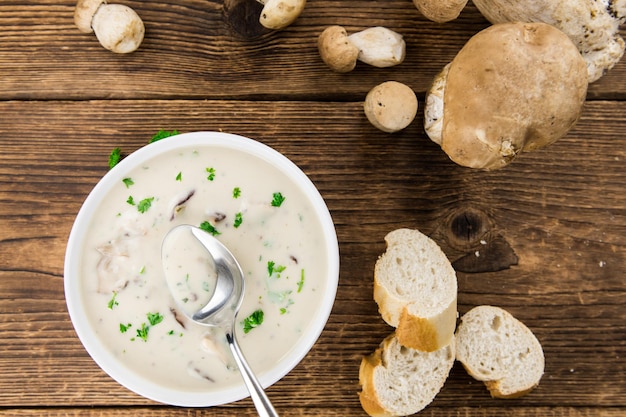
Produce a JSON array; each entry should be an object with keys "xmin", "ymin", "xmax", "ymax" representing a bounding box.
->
[{"xmin": 1, "ymin": 1, "xmax": 625, "ymax": 416}]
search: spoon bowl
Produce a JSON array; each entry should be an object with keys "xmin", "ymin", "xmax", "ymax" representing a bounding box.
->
[{"xmin": 162, "ymin": 224, "xmax": 279, "ymax": 417}]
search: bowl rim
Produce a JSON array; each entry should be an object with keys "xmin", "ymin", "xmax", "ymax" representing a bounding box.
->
[{"xmin": 64, "ymin": 131, "xmax": 340, "ymax": 407}]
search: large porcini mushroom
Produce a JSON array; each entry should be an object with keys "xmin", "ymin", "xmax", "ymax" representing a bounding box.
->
[
  {"xmin": 471, "ymin": 0, "xmax": 626, "ymax": 82},
  {"xmin": 364, "ymin": 81, "xmax": 418, "ymax": 133},
  {"xmin": 424, "ymin": 22, "xmax": 588, "ymax": 170},
  {"xmin": 412, "ymin": 0, "xmax": 469, "ymax": 23},
  {"xmin": 257, "ymin": 0, "xmax": 306, "ymax": 30},
  {"xmin": 74, "ymin": 0, "xmax": 145, "ymax": 53},
  {"xmin": 318, "ymin": 25, "xmax": 360, "ymax": 73}
]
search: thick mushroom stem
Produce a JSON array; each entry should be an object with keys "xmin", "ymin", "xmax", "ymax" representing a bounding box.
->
[
  {"xmin": 74, "ymin": 0, "xmax": 144, "ymax": 53},
  {"xmin": 472, "ymin": 0, "xmax": 626, "ymax": 82},
  {"xmin": 91, "ymin": 4, "xmax": 145, "ymax": 53},
  {"xmin": 348, "ymin": 27, "xmax": 406, "ymax": 68},
  {"xmin": 256, "ymin": 0, "xmax": 306, "ymax": 30}
]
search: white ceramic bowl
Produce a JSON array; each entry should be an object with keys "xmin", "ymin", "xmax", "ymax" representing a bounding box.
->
[{"xmin": 64, "ymin": 131, "xmax": 339, "ymax": 406}]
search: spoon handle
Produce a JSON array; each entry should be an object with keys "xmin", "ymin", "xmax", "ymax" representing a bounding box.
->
[{"xmin": 226, "ymin": 331, "xmax": 280, "ymax": 417}]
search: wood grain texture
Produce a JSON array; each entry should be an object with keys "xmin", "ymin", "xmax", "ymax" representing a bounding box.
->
[
  {"xmin": 1, "ymin": 0, "xmax": 626, "ymax": 415},
  {"xmin": 0, "ymin": 1, "xmax": 624, "ymax": 100},
  {"xmin": 1, "ymin": 99, "xmax": 625, "ymax": 415}
]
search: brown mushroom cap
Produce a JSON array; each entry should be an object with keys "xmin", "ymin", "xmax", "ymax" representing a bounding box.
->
[
  {"xmin": 318, "ymin": 26, "xmax": 359, "ymax": 73},
  {"xmin": 91, "ymin": 4, "xmax": 145, "ymax": 53},
  {"xmin": 438, "ymin": 22, "xmax": 588, "ymax": 169},
  {"xmin": 413, "ymin": 0, "xmax": 469, "ymax": 23},
  {"xmin": 74, "ymin": 0, "xmax": 106, "ymax": 33},
  {"xmin": 258, "ymin": 0, "xmax": 306, "ymax": 30},
  {"xmin": 364, "ymin": 81, "xmax": 418, "ymax": 133}
]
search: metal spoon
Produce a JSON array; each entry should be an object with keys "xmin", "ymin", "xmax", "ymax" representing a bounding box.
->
[{"xmin": 162, "ymin": 224, "xmax": 279, "ymax": 417}]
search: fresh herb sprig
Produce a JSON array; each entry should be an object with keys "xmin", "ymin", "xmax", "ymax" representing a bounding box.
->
[{"xmin": 242, "ymin": 310, "xmax": 264, "ymax": 334}]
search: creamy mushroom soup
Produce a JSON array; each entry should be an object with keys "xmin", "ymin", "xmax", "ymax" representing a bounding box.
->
[{"xmin": 79, "ymin": 143, "xmax": 329, "ymax": 392}]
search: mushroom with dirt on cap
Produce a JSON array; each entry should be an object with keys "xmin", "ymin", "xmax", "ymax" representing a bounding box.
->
[
  {"xmin": 423, "ymin": 22, "xmax": 588, "ymax": 170},
  {"xmin": 74, "ymin": 0, "xmax": 145, "ymax": 53},
  {"xmin": 364, "ymin": 81, "xmax": 418, "ymax": 133},
  {"xmin": 318, "ymin": 26, "xmax": 406, "ymax": 72},
  {"xmin": 257, "ymin": 0, "xmax": 306, "ymax": 30}
]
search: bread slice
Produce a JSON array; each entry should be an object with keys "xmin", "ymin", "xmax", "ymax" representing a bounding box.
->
[
  {"xmin": 374, "ymin": 228, "xmax": 457, "ymax": 351},
  {"xmin": 455, "ymin": 305, "xmax": 544, "ymax": 398},
  {"xmin": 359, "ymin": 333, "xmax": 455, "ymax": 417}
]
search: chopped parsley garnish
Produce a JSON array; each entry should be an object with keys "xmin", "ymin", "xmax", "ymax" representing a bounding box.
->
[
  {"xmin": 267, "ymin": 261, "xmax": 286, "ymax": 277},
  {"xmin": 234, "ymin": 212, "xmax": 243, "ymax": 228},
  {"xmin": 122, "ymin": 177, "xmax": 134, "ymax": 188},
  {"xmin": 233, "ymin": 187, "xmax": 241, "ymax": 198},
  {"xmin": 175, "ymin": 171, "xmax": 182, "ymax": 181},
  {"xmin": 150, "ymin": 129, "xmax": 179, "ymax": 143},
  {"xmin": 271, "ymin": 192, "xmax": 285, "ymax": 207},
  {"xmin": 242, "ymin": 309, "xmax": 264, "ymax": 334},
  {"xmin": 119, "ymin": 323, "xmax": 132, "ymax": 333},
  {"xmin": 127, "ymin": 196, "xmax": 135, "ymax": 206},
  {"xmin": 280, "ymin": 299, "xmax": 294, "ymax": 315},
  {"xmin": 136, "ymin": 323, "xmax": 149, "ymax": 342},
  {"xmin": 107, "ymin": 292, "xmax": 118, "ymax": 309},
  {"xmin": 108, "ymin": 147, "xmax": 122, "ymax": 169},
  {"xmin": 147, "ymin": 312, "xmax": 164, "ymax": 326},
  {"xmin": 206, "ymin": 167, "xmax": 216, "ymax": 181},
  {"xmin": 199, "ymin": 221, "xmax": 220, "ymax": 236},
  {"xmin": 137, "ymin": 197, "xmax": 155, "ymax": 213},
  {"xmin": 297, "ymin": 269, "xmax": 305, "ymax": 293}
]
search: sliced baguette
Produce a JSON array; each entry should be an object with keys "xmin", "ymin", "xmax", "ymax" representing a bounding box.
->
[
  {"xmin": 455, "ymin": 305, "xmax": 544, "ymax": 398},
  {"xmin": 374, "ymin": 228, "xmax": 457, "ymax": 351},
  {"xmin": 359, "ymin": 332, "xmax": 455, "ymax": 417}
]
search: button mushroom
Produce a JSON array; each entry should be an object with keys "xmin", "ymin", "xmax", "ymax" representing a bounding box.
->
[
  {"xmin": 317, "ymin": 26, "xmax": 360, "ymax": 73},
  {"xmin": 412, "ymin": 0, "xmax": 469, "ymax": 23},
  {"xmin": 74, "ymin": 0, "xmax": 145, "ymax": 53},
  {"xmin": 256, "ymin": 0, "xmax": 306, "ymax": 30},
  {"xmin": 364, "ymin": 81, "xmax": 418, "ymax": 133},
  {"xmin": 424, "ymin": 22, "xmax": 588, "ymax": 170},
  {"xmin": 317, "ymin": 26, "xmax": 406, "ymax": 72},
  {"xmin": 471, "ymin": 0, "xmax": 626, "ymax": 82}
]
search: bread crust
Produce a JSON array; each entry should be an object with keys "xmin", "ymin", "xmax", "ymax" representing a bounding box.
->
[
  {"xmin": 395, "ymin": 302, "xmax": 457, "ymax": 352},
  {"xmin": 358, "ymin": 348, "xmax": 390, "ymax": 417},
  {"xmin": 359, "ymin": 333, "xmax": 456, "ymax": 416},
  {"xmin": 374, "ymin": 228, "xmax": 457, "ymax": 352},
  {"xmin": 455, "ymin": 305, "xmax": 544, "ymax": 398}
]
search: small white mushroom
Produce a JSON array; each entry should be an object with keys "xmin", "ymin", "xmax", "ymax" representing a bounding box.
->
[
  {"xmin": 317, "ymin": 25, "xmax": 360, "ymax": 73},
  {"xmin": 74, "ymin": 0, "xmax": 145, "ymax": 53},
  {"xmin": 348, "ymin": 27, "xmax": 406, "ymax": 68},
  {"xmin": 256, "ymin": 0, "xmax": 306, "ymax": 30},
  {"xmin": 364, "ymin": 81, "xmax": 418, "ymax": 133}
]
